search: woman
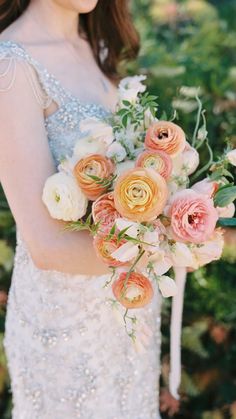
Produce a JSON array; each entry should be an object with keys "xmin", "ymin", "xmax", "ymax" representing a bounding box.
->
[{"xmin": 0, "ymin": 1, "xmax": 162, "ymax": 418}]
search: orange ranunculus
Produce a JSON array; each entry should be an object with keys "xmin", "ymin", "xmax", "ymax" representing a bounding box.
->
[
  {"xmin": 145, "ymin": 121, "xmax": 186, "ymax": 157},
  {"xmin": 73, "ymin": 154, "xmax": 114, "ymax": 201},
  {"xmin": 136, "ymin": 150, "xmax": 172, "ymax": 180},
  {"xmin": 93, "ymin": 230, "xmax": 127, "ymax": 267},
  {"xmin": 114, "ymin": 167, "xmax": 168, "ymax": 222},
  {"xmin": 92, "ymin": 192, "xmax": 120, "ymax": 229},
  {"xmin": 112, "ymin": 271, "xmax": 154, "ymax": 309}
]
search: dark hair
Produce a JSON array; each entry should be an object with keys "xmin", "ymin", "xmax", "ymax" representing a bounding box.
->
[{"xmin": 0, "ymin": 0, "xmax": 140, "ymax": 79}]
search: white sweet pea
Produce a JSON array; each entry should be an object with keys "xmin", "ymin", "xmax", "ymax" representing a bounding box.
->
[
  {"xmin": 73, "ymin": 136, "xmax": 107, "ymax": 160},
  {"xmin": 144, "ymin": 108, "xmax": 158, "ymax": 129},
  {"xmin": 42, "ymin": 172, "xmax": 88, "ymax": 221},
  {"xmin": 191, "ymin": 231, "xmax": 224, "ymax": 269},
  {"xmin": 111, "ymin": 242, "xmax": 139, "ymax": 262},
  {"xmin": 118, "ymin": 75, "xmax": 147, "ymax": 104},
  {"xmin": 151, "ymin": 250, "xmax": 172, "ymax": 276},
  {"xmin": 226, "ymin": 149, "xmax": 236, "ymax": 166},
  {"xmin": 158, "ymin": 276, "xmax": 178, "ymax": 298},
  {"xmin": 143, "ymin": 231, "xmax": 159, "ymax": 252},
  {"xmin": 106, "ymin": 142, "xmax": 127, "ymax": 162},
  {"xmin": 79, "ymin": 117, "xmax": 114, "ymax": 145},
  {"xmin": 170, "ymin": 242, "xmax": 195, "ymax": 267},
  {"xmin": 115, "ymin": 160, "xmax": 135, "ymax": 177},
  {"xmin": 115, "ymin": 218, "xmax": 140, "ymax": 238},
  {"xmin": 217, "ymin": 203, "xmax": 235, "ymax": 218}
]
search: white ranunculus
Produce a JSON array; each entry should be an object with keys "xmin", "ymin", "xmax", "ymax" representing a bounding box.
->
[
  {"xmin": 106, "ymin": 142, "xmax": 127, "ymax": 162},
  {"xmin": 115, "ymin": 218, "xmax": 140, "ymax": 238},
  {"xmin": 118, "ymin": 75, "xmax": 147, "ymax": 104},
  {"xmin": 111, "ymin": 242, "xmax": 139, "ymax": 262},
  {"xmin": 170, "ymin": 242, "xmax": 195, "ymax": 267},
  {"xmin": 115, "ymin": 160, "xmax": 135, "ymax": 177},
  {"xmin": 79, "ymin": 117, "xmax": 114, "ymax": 145},
  {"xmin": 42, "ymin": 172, "xmax": 88, "ymax": 221},
  {"xmin": 226, "ymin": 149, "xmax": 236, "ymax": 166},
  {"xmin": 73, "ymin": 136, "xmax": 107, "ymax": 161},
  {"xmin": 158, "ymin": 276, "xmax": 178, "ymax": 298},
  {"xmin": 217, "ymin": 203, "xmax": 235, "ymax": 218}
]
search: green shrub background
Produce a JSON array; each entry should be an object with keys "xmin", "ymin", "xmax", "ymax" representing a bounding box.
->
[{"xmin": 0, "ymin": 0, "xmax": 236, "ymax": 417}]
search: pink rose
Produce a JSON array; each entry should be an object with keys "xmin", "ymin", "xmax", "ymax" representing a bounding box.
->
[{"xmin": 168, "ymin": 189, "xmax": 219, "ymax": 244}]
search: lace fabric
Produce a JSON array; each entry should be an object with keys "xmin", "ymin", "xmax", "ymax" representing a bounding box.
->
[{"xmin": 1, "ymin": 40, "xmax": 162, "ymax": 419}]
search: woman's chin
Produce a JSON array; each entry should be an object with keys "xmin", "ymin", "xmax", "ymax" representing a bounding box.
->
[{"xmin": 69, "ymin": 0, "xmax": 99, "ymax": 14}]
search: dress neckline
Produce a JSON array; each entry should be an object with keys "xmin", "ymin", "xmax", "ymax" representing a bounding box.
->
[{"xmin": 0, "ymin": 39, "xmax": 112, "ymax": 115}]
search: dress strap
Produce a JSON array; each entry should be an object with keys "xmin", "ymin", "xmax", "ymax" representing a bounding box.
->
[{"xmin": 0, "ymin": 40, "xmax": 69, "ymax": 108}]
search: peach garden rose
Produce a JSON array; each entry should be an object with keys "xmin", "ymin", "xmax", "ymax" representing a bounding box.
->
[
  {"xmin": 168, "ymin": 189, "xmax": 219, "ymax": 244},
  {"xmin": 92, "ymin": 192, "xmax": 120, "ymax": 229},
  {"xmin": 114, "ymin": 167, "xmax": 168, "ymax": 222},
  {"xmin": 73, "ymin": 154, "xmax": 114, "ymax": 201},
  {"xmin": 145, "ymin": 120, "xmax": 186, "ymax": 157}
]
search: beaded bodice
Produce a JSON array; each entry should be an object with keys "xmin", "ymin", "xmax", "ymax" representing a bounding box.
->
[{"xmin": 0, "ymin": 40, "xmax": 109, "ymax": 166}]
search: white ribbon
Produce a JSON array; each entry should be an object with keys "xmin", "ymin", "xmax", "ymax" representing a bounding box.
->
[{"xmin": 169, "ymin": 267, "xmax": 187, "ymax": 399}]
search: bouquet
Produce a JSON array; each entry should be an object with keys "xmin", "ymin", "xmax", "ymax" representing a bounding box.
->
[{"xmin": 42, "ymin": 75, "xmax": 236, "ymax": 341}]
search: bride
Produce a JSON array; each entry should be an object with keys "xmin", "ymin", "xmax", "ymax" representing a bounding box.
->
[{"xmin": 0, "ymin": 1, "xmax": 163, "ymax": 417}]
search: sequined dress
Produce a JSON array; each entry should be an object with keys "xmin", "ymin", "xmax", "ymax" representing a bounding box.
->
[{"xmin": 0, "ymin": 41, "xmax": 162, "ymax": 419}]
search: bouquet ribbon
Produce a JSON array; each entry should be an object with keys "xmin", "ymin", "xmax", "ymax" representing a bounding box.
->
[{"xmin": 169, "ymin": 267, "xmax": 187, "ymax": 399}]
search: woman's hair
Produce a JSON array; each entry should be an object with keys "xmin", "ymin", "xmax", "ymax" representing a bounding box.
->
[{"xmin": 0, "ymin": 0, "xmax": 140, "ymax": 79}]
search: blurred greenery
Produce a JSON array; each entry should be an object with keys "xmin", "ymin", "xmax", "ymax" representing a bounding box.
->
[{"xmin": 0, "ymin": 0, "xmax": 236, "ymax": 418}]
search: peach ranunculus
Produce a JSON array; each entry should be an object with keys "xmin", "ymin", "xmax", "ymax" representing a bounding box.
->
[
  {"xmin": 168, "ymin": 189, "xmax": 219, "ymax": 244},
  {"xmin": 73, "ymin": 154, "xmax": 114, "ymax": 201},
  {"xmin": 145, "ymin": 121, "xmax": 186, "ymax": 157},
  {"xmin": 112, "ymin": 271, "xmax": 154, "ymax": 309},
  {"xmin": 92, "ymin": 192, "xmax": 120, "ymax": 229},
  {"xmin": 135, "ymin": 150, "xmax": 173, "ymax": 180},
  {"xmin": 114, "ymin": 168, "xmax": 168, "ymax": 222},
  {"xmin": 93, "ymin": 230, "xmax": 127, "ymax": 267}
]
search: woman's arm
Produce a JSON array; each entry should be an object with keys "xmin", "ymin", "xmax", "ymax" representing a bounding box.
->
[{"xmin": 0, "ymin": 61, "xmax": 109, "ymax": 276}]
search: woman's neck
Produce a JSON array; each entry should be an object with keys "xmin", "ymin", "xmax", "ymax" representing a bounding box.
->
[{"xmin": 28, "ymin": 0, "xmax": 80, "ymax": 43}]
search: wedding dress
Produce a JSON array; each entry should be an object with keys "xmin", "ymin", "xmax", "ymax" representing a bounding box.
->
[{"xmin": 0, "ymin": 40, "xmax": 162, "ymax": 419}]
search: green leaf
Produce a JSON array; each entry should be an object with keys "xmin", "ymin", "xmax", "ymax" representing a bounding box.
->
[
  {"xmin": 122, "ymin": 100, "xmax": 131, "ymax": 107},
  {"xmin": 217, "ymin": 217, "xmax": 236, "ymax": 227},
  {"xmin": 117, "ymin": 108, "xmax": 129, "ymax": 117},
  {"xmin": 122, "ymin": 114, "xmax": 129, "ymax": 127},
  {"xmin": 214, "ymin": 185, "xmax": 236, "ymax": 207}
]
